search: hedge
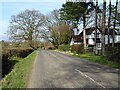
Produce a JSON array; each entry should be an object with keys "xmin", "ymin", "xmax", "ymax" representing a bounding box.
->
[
  {"xmin": 2, "ymin": 48, "xmax": 34, "ymax": 78},
  {"xmin": 71, "ymin": 44, "xmax": 85, "ymax": 54},
  {"xmin": 106, "ymin": 46, "xmax": 120, "ymax": 63},
  {"xmin": 58, "ymin": 44, "xmax": 70, "ymax": 51}
]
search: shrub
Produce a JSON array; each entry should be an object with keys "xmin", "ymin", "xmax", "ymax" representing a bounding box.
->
[
  {"xmin": 2, "ymin": 48, "xmax": 34, "ymax": 78},
  {"xmin": 2, "ymin": 53, "xmax": 17, "ymax": 78},
  {"xmin": 71, "ymin": 44, "xmax": 85, "ymax": 54},
  {"xmin": 106, "ymin": 46, "xmax": 120, "ymax": 63},
  {"xmin": 2, "ymin": 51, "xmax": 37, "ymax": 88},
  {"xmin": 4, "ymin": 48, "xmax": 34, "ymax": 58},
  {"xmin": 58, "ymin": 44, "xmax": 70, "ymax": 51}
]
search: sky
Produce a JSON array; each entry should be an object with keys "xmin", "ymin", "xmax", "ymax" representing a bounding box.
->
[
  {"xmin": 0, "ymin": 0, "xmax": 120, "ymax": 41},
  {"xmin": 0, "ymin": 0, "xmax": 66, "ymax": 41}
]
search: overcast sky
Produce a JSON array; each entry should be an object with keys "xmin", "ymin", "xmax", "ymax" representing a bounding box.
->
[{"xmin": 0, "ymin": 0, "xmax": 119, "ymax": 41}]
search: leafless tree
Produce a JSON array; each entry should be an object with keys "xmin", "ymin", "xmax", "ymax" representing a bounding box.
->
[
  {"xmin": 41, "ymin": 10, "xmax": 72, "ymax": 48},
  {"xmin": 7, "ymin": 9, "xmax": 45, "ymax": 49}
]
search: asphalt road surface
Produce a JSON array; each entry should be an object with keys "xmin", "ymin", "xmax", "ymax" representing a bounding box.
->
[{"xmin": 28, "ymin": 50, "xmax": 119, "ymax": 88}]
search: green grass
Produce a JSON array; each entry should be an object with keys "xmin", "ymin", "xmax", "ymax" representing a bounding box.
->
[
  {"xmin": 56, "ymin": 50, "xmax": 120, "ymax": 68},
  {"xmin": 71, "ymin": 53, "xmax": 120, "ymax": 68},
  {"xmin": 1, "ymin": 50, "xmax": 38, "ymax": 88}
]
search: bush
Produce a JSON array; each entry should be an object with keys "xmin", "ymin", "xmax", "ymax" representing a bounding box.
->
[
  {"xmin": 2, "ymin": 53, "xmax": 18, "ymax": 78},
  {"xmin": 3, "ymin": 48, "xmax": 34, "ymax": 58},
  {"xmin": 106, "ymin": 46, "xmax": 120, "ymax": 63},
  {"xmin": 71, "ymin": 44, "xmax": 85, "ymax": 54},
  {"xmin": 2, "ymin": 51, "xmax": 37, "ymax": 88},
  {"xmin": 2, "ymin": 48, "xmax": 34, "ymax": 78},
  {"xmin": 58, "ymin": 44, "xmax": 70, "ymax": 51}
]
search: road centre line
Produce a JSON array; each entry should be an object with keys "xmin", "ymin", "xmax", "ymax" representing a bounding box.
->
[
  {"xmin": 75, "ymin": 69, "xmax": 106, "ymax": 88},
  {"xmin": 48, "ymin": 51, "xmax": 106, "ymax": 88}
]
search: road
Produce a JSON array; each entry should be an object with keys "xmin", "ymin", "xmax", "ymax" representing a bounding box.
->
[{"xmin": 28, "ymin": 50, "xmax": 119, "ymax": 88}]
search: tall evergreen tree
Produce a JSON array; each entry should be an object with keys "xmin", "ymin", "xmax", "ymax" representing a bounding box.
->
[
  {"xmin": 60, "ymin": 2, "xmax": 86, "ymax": 28},
  {"xmin": 60, "ymin": 1, "xmax": 95, "ymax": 51}
]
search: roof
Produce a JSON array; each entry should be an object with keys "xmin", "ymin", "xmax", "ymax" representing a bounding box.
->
[
  {"xmin": 72, "ymin": 27, "xmax": 118, "ymax": 42},
  {"xmin": 72, "ymin": 27, "xmax": 98, "ymax": 42},
  {"xmin": 79, "ymin": 27, "xmax": 118, "ymax": 35},
  {"xmin": 73, "ymin": 33, "xmax": 83, "ymax": 42},
  {"xmin": 86, "ymin": 27, "xmax": 97, "ymax": 35},
  {"xmin": 104, "ymin": 28, "xmax": 118, "ymax": 35}
]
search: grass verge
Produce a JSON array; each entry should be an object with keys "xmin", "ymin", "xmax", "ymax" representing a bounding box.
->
[
  {"xmin": 75, "ymin": 53, "xmax": 120, "ymax": 68},
  {"xmin": 1, "ymin": 50, "xmax": 38, "ymax": 88},
  {"xmin": 56, "ymin": 50, "xmax": 120, "ymax": 68}
]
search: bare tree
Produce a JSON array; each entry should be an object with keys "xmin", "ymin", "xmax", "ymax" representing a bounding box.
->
[
  {"xmin": 41, "ymin": 10, "xmax": 72, "ymax": 48},
  {"xmin": 41, "ymin": 10, "xmax": 61, "ymax": 46},
  {"xmin": 7, "ymin": 9, "xmax": 45, "ymax": 49}
]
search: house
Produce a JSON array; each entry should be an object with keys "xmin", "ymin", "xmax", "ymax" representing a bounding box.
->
[
  {"xmin": 70, "ymin": 32, "xmax": 83, "ymax": 45},
  {"xmin": 70, "ymin": 27, "xmax": 120, "ymax": 50}
]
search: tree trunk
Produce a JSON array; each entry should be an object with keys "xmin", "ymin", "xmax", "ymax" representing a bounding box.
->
[
  {"xmin": 108, "ymin": 0, "xmax": 111, "ymax": 47},
  {"xmin": 112, "ymin": 0, "xmax": 118, "ymax": 47},
  {"xmin": 83, "ymin": 15, "xmax": 86, "ymax": 52},
  {"xmin": 94, "ymin": 0, "xmax": 98, "ymax": 54},
  {"xmin": 102, "ymin": 0, "xmax": 106, "ymax": 56},
  {"xmin": 28, "ymin": 29, "xmax": 34, "ymax": 49}
]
